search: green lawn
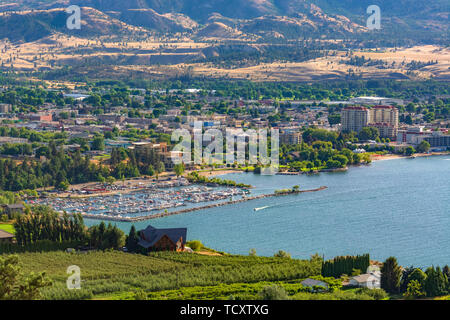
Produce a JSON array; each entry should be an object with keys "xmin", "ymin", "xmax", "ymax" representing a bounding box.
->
[{"xmin": 0, "ymin": 223, "xmax": 15, "ymax": 234}]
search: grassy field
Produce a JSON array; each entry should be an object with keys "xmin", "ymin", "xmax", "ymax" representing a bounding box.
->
[
  {"xmin": 10, "ymin": 250, "xmax": 323, "ymax": 300},
  {"xmin": 0, "ymin": 223, "xmax": 15, "ymax": 234}
]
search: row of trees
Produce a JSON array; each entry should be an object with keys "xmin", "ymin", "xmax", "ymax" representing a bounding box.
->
[
  {"xmin": 11, "ymin": 206, "xmax": 125, "ymax": 251},
  {"xmin": 381, "ymin": 257, "xmax": 450, "ymax": 298},
  {"xmin": 186, "ymin": 171, "xmax": 251, "ymax": 188},
  {"xmin": 13, "ymin": 206, "xmax": 85, "ymax": 246},
  {"xmin": 88, "ymin": 222, "xmax": 125, "ymax": 250},
  {"xmin": 321, "ymin": 254, "xmax": 371, "ymax": 278}
]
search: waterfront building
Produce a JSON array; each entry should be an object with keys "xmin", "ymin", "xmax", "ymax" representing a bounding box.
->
[
  {"xmin": 341, "ymin": 105, "xmax": 398, "ymax": 139},
  {"xmin": 138, "ymin": 225, "xmax": 187, "ymax": 252},
  {"xmin": 397, "ymin": 127, "xmax": 450, "ymax": 149},
  {"xmin": 341, "ymin": 106, "xmax": 370, "ymax": 133},
  {"xmin": 280, "ymin": 130, "xmax": 302, "ymax": 145}
]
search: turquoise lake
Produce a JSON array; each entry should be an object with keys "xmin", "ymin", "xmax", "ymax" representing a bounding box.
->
[{"xmin": 86, "ymin": 155, "xmax": 450, "ymax": 267}]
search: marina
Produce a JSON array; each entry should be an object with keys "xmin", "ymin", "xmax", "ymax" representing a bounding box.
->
[
  {"xmin": 30, "ymin": 178, "xmax": 249, "ymax": 221},
  {"xmin": 62, "ymin": 186, "xmax": 327, "ymax": 222}
]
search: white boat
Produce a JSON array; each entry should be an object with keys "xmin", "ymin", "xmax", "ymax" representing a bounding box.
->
[{"xmin": 254, "ymin": 206, "xmax": 270, "ymax": 212}]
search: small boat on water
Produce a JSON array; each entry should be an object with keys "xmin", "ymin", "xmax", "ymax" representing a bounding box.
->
[{"xmin": 254, "ymin": 206, "xmax": 270, "ymax": 212}]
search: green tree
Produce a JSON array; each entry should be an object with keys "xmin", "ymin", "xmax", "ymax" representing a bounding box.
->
[
  {"xmin": 358, "ymin": 127, "xmax": 379, "ymax": 141},
  {"xmin": 125, "ymin": 225, "xmax": 139, "ymax": 253},
  {"xmin": 423, "ymin": 266, "xmax": 448, "ymax": 297},
  {"xmin": 416, "ymin": 141, "xmax": 430, "ymax": 153},
  {"xmin": 404, "ymin": 280, "xmax": 425, "ymax": 299},
  {"xmin": 258, "ymin": 285, "xmax": 290, "ymax": 300},
  {"xmin": 404, "ymin": 146, "xmax": 416, "ymax": 156},
  {"xmin": 381, "ymin": 257, "xmax": 402, "ymax": 294},
  {"xmin": 91, "ymin": 135, "xmax": 105, "ymax": 151},
  {"xmin": 174, "ymin": 163, "xmax": 185, "ymax": 178},
  {"xmin": 186, "ymin": 240, "xmax": 203, "ymax": 252},
  {"xmin": 147, "ymin": 165, "xmax": 155, "ymax": 176},
  {"xmin": 408, "ymin": 268, "xmax": 427, "ymax": 286},
  {"xmin": 0, "ymin": 255, "xmax": 52, "ymax": 300}
]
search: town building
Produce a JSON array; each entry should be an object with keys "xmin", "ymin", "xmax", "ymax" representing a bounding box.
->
[
  {"xmin": 397, "ymin": 127, "xmax": 450, "ymax": 150},
  {"xmin": 22, "ymin": 113, "xmax": 53, "ymax": 122},
  {"xmin": 0, "ymin": 103, "xmax": 12, "ymax": 113},
  {"xmin": 349, "ymin": 96, "xmax": 404, "ymax": 106},
  {"xmin": 280, "ymin": 130, "xmax": 302, "ymax": 145}
]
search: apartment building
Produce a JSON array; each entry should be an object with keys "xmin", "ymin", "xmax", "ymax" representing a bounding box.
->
[
  {"xmin": 341, "ymin": 106, "xmax": 370, "ymax": 134},
  {"xmin": 341, "ymin": 105, "xmax": 399, "ymax": 139},
  {"xmin": 280, "ymin": 130, "xmax": 302, "ymax": 145}
]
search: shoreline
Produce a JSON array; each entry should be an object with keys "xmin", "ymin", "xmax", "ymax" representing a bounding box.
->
[{"xmin": 371, "ymin": 151, "xmax": 449, "ymax": 161}]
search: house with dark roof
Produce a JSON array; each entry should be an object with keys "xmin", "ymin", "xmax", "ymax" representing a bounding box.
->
[
  {"xmin": 2, "ymin": 204, "xmax": 24, "ymax": 218},
  {"xmin": 138, "ymin": 225, "xmax": 187, "ymax": 252},
  {"xmin": 300, "ymin": 278, "xmax": 329, "ymax": 292},
  {"xmin": 0, "ymin": 229, "xmax": 15, "ymax": 243}
]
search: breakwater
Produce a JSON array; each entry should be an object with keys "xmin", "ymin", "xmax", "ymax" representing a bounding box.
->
[{"xmin": 80, "ymin": 186, "xmax": 328, "ymax": 222}]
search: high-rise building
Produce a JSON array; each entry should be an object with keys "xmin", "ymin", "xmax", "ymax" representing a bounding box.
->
[
  {"xmin": 0, "ymin": 104, "xmax": 12, "ymax": 113},
  {"xmin": 280, "ymin": 130, "xmax": 302, "ymax": 145},
  {"xmin": 341, "ymin": 107, "xmax": 370, "ymax": 134},
  {"xmin": 369, "ymin": 106, "xmax": 399, "ymax": 139},
  {"xmin": 341, "ymin": 105, "xmax": 398, "ymax": 139}
]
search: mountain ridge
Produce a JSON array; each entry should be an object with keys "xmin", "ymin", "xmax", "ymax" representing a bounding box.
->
[{"xmin": 0, "ymin": 0, "xmax": 447, "ymax": 43}]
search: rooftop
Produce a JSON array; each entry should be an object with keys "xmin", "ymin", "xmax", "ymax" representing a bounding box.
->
[{"xmin": 0, "ymin": 229, "xmax": 14, "ymax": 239}]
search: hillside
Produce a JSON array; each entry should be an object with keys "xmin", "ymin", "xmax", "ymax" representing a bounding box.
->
[
  {"xmin": 0, "ymin": 0, "xmax": 447, "ymax": 43},
  {"xmin": 0, "ymin": 8, "xmax": 142, "ymax": 42},
  {"xmin": 196, "ymin": 22, "xmax": 242, "ymax": 39}
]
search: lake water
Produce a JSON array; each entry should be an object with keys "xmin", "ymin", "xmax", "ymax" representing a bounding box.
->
[{"xmin": 86, "ymin": 156, "xmax": 450, "ymax": 267}]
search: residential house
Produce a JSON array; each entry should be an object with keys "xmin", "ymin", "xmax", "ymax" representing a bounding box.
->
[
  {"xmin": 0, "ymin": 230, "xmax": 14, "ymax": 243},
  {"xmin": 138, "ymin": 225, "xmax": 187, "ymax": 252},
  {"xmin": 301, "ymin": 278, "xmax": 329, "ymax": 291},
  {"xmin": 349, "ymin": 271, "xmax": 381, "ymax": 289},
  {"xmin": 3, "ymin": 203, "xmax": 25, "ymax": 217}
]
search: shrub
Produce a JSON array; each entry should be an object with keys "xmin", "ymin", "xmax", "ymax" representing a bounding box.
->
[
  {"xmin": 274, "ymin": 250, "xmax": 291, "ymax": 258},
  {"xmin": 356, "ymin": 288, "xmax": 388, "ymax": 300},
  {"xmin": 404, "ymin": 280, "xmax": 425, "ymax": 299},
  {"xmin": 258, "ymin": 285, "xmax": 290, "ymax": 300},
  {"xmin": 186, "ymin": 240, "xmax": 203, "ymax": 252}
]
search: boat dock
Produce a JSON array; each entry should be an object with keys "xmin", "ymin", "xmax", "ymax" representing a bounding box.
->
[{"xmin": 79, "ymin": 186, "xmax": 328, "ymax": 222}]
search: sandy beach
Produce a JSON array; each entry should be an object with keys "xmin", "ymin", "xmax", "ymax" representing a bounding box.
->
[
  {"xmin": 371, "ymin": 152, "xmax": 449, "ymax": 161},
  {"xmin": 196, "ymin": 169, "xmax": 243, "ymax": 177}
]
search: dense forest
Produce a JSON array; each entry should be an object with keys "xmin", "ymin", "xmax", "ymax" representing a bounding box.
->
[{"xmin": 0, "ymin": 141, "xmax": 164, "ymax": 191}]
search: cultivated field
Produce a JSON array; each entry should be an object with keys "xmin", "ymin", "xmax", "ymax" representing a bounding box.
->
[{"xmin": 11, "ymin": 250, "xmax": 322, "ymax": 300}]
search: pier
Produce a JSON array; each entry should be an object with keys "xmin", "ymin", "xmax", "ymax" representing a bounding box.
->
[{"xmin": 80, "ymin": 186, "xmax": 328, "ymax": 222}]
